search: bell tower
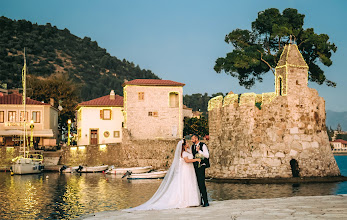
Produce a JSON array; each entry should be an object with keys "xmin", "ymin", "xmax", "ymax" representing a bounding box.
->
[{"xmin": 275, "ymin": 43, "xmax": 308, "ymax": 96}]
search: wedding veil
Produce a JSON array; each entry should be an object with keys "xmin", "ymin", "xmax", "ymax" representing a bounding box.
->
[{"xmin": 124, "ymin": 139, "xmax": 184, "ymax": 211}]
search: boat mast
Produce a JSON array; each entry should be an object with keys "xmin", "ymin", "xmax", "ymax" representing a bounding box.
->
[{"xmin": 22, "ymin": 48, "xmax": 27, "ymax": 158}]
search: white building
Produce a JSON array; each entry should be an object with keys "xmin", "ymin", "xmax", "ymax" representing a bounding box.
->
[
  {"xmin": 331, "ymin": 139, "xmax": 347, "ymax": 153},
  {"xmin": 76, "ymin": 90, "xmax": 123, "ymax": 145},
  {"xmin": 123, "ymin": 79, "xmax": 185, "ymax": 140}
]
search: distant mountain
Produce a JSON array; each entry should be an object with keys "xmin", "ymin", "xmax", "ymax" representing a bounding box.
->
[
  {"xmin": 326, "ymin": 110, "xmax": 347, "ymax": 130},
  {"xmin": 0, "ymin": 16, "xmax": 159, "ymax": 101}
]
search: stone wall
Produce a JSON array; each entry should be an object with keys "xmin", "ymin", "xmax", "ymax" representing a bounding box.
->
[
  {"xmin": 207, "ymin": 87, "xmax": 340, "ymax": 179},
  {"xmin": 59, "ymin": 140, "xmax": 178, "ymax": 169}
]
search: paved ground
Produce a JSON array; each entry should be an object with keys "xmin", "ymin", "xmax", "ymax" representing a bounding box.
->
[{"xmin": 79, "ymin": 194, "xmax": 347, "ymax": 220}]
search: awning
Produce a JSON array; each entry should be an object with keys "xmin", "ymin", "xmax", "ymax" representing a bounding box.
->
[{"xmin": 0, "ymin": 129, "xmax": 54, "ymax": 137}]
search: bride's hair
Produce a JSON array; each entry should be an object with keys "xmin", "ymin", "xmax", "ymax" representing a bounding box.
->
[{"xmin": 181, "ymin": 139, "xmax": 186, "ymax": 157}]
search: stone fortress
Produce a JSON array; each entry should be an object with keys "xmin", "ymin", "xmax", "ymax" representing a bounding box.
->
[{"xmin": 207, "ymin": 43, "xmax": 341, "ymax": 179}]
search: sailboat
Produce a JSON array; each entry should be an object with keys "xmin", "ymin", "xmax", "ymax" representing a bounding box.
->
[{"xmin": 11, "ymin": 49, "xmax": 44, "ymax": 175}]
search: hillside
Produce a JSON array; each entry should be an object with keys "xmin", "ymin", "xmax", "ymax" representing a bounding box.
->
[{"xmin": 0, "ymin": 16, "xmax": 159, "ymax": 101}]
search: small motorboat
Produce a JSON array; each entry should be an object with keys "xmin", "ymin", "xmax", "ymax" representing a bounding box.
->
[
  {"xmin": 60, "ymin": 165, "xmax": 108, "ymax": 173},
  {"xmin": 126, "ymin": 170, "xmax": 167, "ymax": 180},
  {"xmin": 105, "ymin": 166, "xmax": 152, "ymax": 175}
]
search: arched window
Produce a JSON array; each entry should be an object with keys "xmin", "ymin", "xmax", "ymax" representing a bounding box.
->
[{"xmin": 279, "ymin": 77, "xmax": 283, "ymax": 96}]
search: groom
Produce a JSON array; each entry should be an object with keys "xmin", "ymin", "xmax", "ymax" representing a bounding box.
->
[{"xmin": 191, "ymin": 134, "xmax": 210, "ymax": 207}]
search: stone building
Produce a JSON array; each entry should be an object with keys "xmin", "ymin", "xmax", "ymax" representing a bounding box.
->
[
  {"xmin": 207, "ymin": 43, "xmax": 340, "ymax": 179},
  {"xmin": 123, "ymin": 79, "xmax": 185, "ymax": 140},
  {"xmin": 76, "ymin": 90, "xmax": 123, "ymax": 145}
]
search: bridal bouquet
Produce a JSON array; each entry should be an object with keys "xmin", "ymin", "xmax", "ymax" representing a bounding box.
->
[{"xmin": 195, "ymin": 153, "xmax": 205, "ymax": 168}]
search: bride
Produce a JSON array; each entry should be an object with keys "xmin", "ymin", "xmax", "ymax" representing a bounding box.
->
[{"xmin": 125, "ymin": 139, "xmax": 201, "ymax": 211}]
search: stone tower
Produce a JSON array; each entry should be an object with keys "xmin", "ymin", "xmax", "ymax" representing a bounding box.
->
[
  {"xmin": 207, "ymin": 43, "xmax": 340, "ymax": 179},
  {"xmin": 275, "ymin": 43, "xmax": 308, "ymax": 96}
]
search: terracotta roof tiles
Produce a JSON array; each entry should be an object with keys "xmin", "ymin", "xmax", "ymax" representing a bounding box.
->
[
  {"xmin": 332, "ymin": 139, "xmax": 347, "ymax": 144},
  {"xmin": 123, "ymin": 79, "xmax": 185, "ymax": 87},
  {"xmin": 0, "ymin": 93, "xmax": 50, "ymax": 105},
  {"xmin": 78, "ymin": 94, "xmax": 123, "ymax": 107}
]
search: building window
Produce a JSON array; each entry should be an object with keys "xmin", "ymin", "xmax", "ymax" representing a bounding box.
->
[
  {"xmin": 0, "ymin": 111, "xmax": 4, "ymax": 123},
  {"xmin": 169, "ymin": 92, "xmax": 179, "ymax": 108},
  {"xmin": 138, "ymin": 92, "xmax": 144, "ymax": 100},
  {"xmin": 78, "ymin": 128, "xmax": 81, "ymax": 139},
  {"xmin": 279, "ymin": 77, "xmax": 283, "ymax": 96},
  {"xmin": 32, "ymin": 111, "xmax": 40, "ymax": 123},
  {"xmin": 148, "ymin": 111, "xmax": 158, "ymax": 117},
  {"xmin": 20, "ymin": 111, "xmax": 29, "ymax": 122},
  {"xmin": 77, "ymin": 110, "xmax": 82, "ymax": 122},
  {"xmin": 8, "ymin": 111, "xmax": 16, "ymax": 122},
  {"xmin": 114, "ymin": 131, "xmax": 120, "ymax": 138},
  {"xmin": 100, "ymin": 109, "xmax": 112, "ymax": 120}
]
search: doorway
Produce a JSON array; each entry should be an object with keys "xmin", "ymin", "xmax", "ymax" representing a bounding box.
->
[
  {"xmin": 90, "ymin": 129, "xmax": 98, "ymax": 145},
  {"xmin": 290, "ymin": 159, "xmax": 300, "ymax": 177}
]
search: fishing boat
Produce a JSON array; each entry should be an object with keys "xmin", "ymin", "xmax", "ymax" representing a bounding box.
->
[
  {"xmin": 105, "ymin": 165, "xmax": 152, "ymax": 175},
  {"xmin": 11, "ymin": 49, "xmax": 44, "ymax": 175},
  {"xmin": 60, "ymin": 165, "xmax": 108, "ymax": 173},
  {"xmin": 126, "ymin": 170, "xmax": 167, "ymax": 180}
]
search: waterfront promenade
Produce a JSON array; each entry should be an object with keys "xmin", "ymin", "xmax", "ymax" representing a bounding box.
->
[{"xmin": 80, "ymin": 194, "xmax": 347, "ymax": 219}]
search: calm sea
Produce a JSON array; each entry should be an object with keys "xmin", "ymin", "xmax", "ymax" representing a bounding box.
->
[{"xmin": 0, "ymin": 156, "xmax": 346, "ymax": 219}]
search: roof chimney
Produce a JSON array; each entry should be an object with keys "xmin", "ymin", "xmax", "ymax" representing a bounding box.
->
[{"xmin": 110, "ymin": 90, "xmax": 115, "ymax": 100}]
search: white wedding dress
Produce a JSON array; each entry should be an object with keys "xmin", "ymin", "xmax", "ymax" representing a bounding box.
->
[{"xmin": 125, "ymin": 140, "xmax": 200, "ymax": 211}]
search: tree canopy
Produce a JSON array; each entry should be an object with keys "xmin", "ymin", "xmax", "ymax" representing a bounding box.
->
[
  {"xmin": 214, "ymin": 8, "xmax": 337, "ymax": 89},
  {"xmin": 27, "ymin": 73, "xmax": 79, "ymax": 128}
]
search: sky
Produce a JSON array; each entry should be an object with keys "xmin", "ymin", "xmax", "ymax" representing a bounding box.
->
[{"xmin": 1, "ymin": 0, "xmax": 346, "ymax": 112}]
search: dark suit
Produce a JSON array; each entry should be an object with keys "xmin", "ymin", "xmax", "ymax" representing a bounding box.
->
[{"xmin": 192, "ymin": 143, "xmax": 209, "ymax": 205}]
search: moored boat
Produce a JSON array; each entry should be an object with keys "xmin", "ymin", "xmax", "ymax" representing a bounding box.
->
[
  {"xmin": 127, "ymin": 170, "xmax": 167, "ymax": 180},
  {"xmin": 11, "ymin": 156, "xmax": 44, "ymax": 175},
  {"xmin": 11, "ymin": 50, "xmax": 44, "ymax": 175},
  {"xmin": 79, "ymin": 165, "xmax": 108, "ymax": 173},
  {"xmin": 105, "ymin": 166, "xmax": 152, "ymax": 175},
  {"xmin": 60, "ymin": 165, "xmax": 108, "ymax": 173}
]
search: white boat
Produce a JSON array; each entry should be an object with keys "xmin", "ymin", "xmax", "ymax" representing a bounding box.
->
[
  {"xmin": 11, "ymin": 50, "xmax": 44, "ymax": 175},
  {"xmin": 11, "ymin": 157, "xmax": 44, "ymax": 175},
  {"xmin": 127, "ymin": 171, "xmax": 167, "ymax": 180},
  {"xmin": 79, "ymin": 165, "xmax": 108, "ymax": 173},
  {"xmin": 106, "ymin": 166, "xmax": 152, "ymax": 175},
  {"xmin": 61, "ymin": 165, "xmax": 108, "ymax": 173}
]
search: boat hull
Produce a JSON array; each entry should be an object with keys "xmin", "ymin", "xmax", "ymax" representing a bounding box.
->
[
  {"xmin": 127, "ymin": 171, "xmax": 167, "ymax": 180},
  {"xmin": 79, "ymin": 165, "xmax": 108, "ymax": 173},
  {"xmin": 106, "ymin": 166, "xmax": 152, "ymax": 175},
  {"xmin": 12, "ymin": 158, "xmax": 43, "ymax": 175},
  {"xmin": 62, "ymin": 165, "xmax": 108, "ymax": 173}
]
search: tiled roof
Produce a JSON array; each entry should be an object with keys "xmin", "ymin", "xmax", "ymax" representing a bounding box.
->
[
  {"xmin": 0, "ymin": 93, "xmax": 50, "ymax": 105},
  {"xmin": 332, "ymin": 139, "xmax": 347, "ymax": 144},
  {"xmin": 123, "ymin": 79, "xmax": 185, "ymax": 87},
  {"xmin": 78, "ymin": 94, "xmax": 123, "ymax": 107}
]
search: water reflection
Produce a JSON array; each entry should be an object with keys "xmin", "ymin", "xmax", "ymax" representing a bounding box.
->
[{"xmin": 0, "ymin": 156, "xmax": 346, "ymax": 219}]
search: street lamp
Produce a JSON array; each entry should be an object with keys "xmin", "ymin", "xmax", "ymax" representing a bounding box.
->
[
  {"xmin": 30, "ymin": 119, "xmax": 34, "ymax": 148},
  {"xmin": 67, "ymin": 119, "xmax": 71, "ymax": 146}
]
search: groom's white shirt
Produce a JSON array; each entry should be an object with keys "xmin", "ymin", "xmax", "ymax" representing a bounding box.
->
[{"xmin": 195, "ymin": 142, "xmax": 209, "ymax": 159}]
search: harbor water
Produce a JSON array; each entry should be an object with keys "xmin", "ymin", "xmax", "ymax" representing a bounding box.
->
[{"xmin": 0, "ymin": 156, "xmax": 346, "ymax": 219}]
